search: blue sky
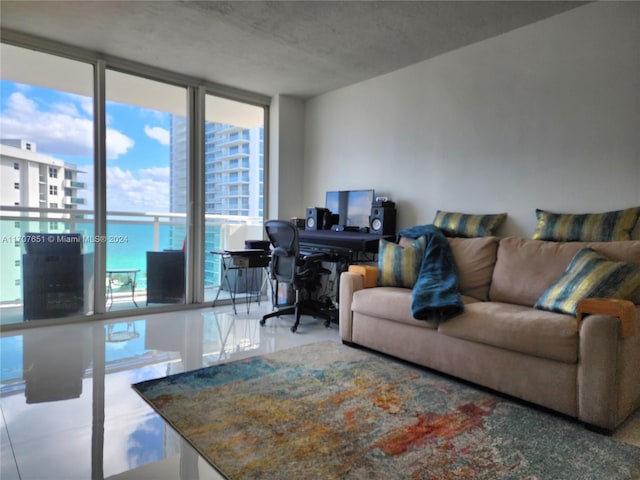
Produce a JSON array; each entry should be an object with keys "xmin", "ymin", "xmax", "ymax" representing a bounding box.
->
[{"xmin": 0, "ymin": 80, "xmax": 174, "ymax": 212}]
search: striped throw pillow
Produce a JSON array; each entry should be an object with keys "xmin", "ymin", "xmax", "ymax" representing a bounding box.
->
[
  {"xmin": 534, "ymin": 247, "xmax": 640, "ymax": 316},
  {"xmin": 532, "ymin": 207, "xmax": 640, "ymax": 242},
  {"xmin": 378, "ymin": 236, "xmax": 426, "ymax": 288},
  {"xmin": 433, "ymin": 210, "xmax": 507, "ymax": 238}
]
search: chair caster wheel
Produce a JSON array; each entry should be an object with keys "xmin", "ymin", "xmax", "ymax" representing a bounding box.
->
[
  {"xmin": 291, "ymin": 325, "xmax": 297, "ymax": 333},
  {"xmin": 324, "ymin": 320, "xmax": 330, "ymax": 328},
  {"xmin": 259, "ymin": 319, "xmax": 266, "ymax": 326}
]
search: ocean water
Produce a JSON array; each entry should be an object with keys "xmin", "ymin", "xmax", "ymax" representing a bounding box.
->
[
  {"xmin": 105, "ymin": 223, "xmax": 175, "ymax": 289},
  {"xmin": 0, "ymin": 220, "xmax": 222, "ymax": 302},
  {"xmin": 76, "ymin": 222, "xmax": 220, "ymax": 290}
]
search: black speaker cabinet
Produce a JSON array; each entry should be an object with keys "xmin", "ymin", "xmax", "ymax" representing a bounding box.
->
[
  {"xmin": 305, "ymin": 207, "xmax": 328, "ymax": 231},
  {"xmin": 370, "ymin": 206, "xmax": 397, "ymax": 235},
  {"xmin": 146, "ymin": 251, "xmax": 185, "ymax": 304}
]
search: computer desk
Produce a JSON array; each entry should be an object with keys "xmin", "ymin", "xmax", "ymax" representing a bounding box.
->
[
  {"xmin": 297, "ymin": 230, "xmax": 393, "ymax": 303},
  {"xmin": 298, "ymin": 230, "xmax": 390, "ymax": 255}
]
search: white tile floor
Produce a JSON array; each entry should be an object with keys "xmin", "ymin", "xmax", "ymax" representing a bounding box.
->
[
  {"xmin": 1, "ymin": 303, "xmax": 638, "ymax": 479},
  {"xmin": 1, "ymin": 303, "xmax": 339, "ymax": 480}
]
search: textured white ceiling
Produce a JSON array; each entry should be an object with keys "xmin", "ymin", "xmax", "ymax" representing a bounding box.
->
[{"xmin": 1, "ymin": 1, "xmax": 585, "ymax": 99}]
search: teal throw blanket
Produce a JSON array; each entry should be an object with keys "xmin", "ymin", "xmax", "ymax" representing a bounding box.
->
[{"xmin": 397, "ymin": 224, "xmax": 464, "ymax": 321}]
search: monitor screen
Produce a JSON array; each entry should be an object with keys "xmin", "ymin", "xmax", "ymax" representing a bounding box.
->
[
  {"xmin": 346, "ymin": 189, "xmax": 374, "ymax": 227},
  {"xmin": 325, "ymin": 191, "xmax": 340, "ymax": 216},
  {"xmin": 325, "ymin": 189, "xmax": 374, "ymax": 227}
]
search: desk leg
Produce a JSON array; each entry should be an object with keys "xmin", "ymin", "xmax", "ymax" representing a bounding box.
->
[
  {"xmin": 245, "ymin": 267, "xmax": 263, "ymax": 313},
  {"xmin": 242, "ymin": 267, "xmax": 248, "ymax": 314},
  {"xmin": 253, "ymin": 267, "xmax": 263, "ymax": 308},
  {"xmin": 106, "ymin": 273, "xmax": 113, "ymax": 310},
  {"xmin": 260, "ymin": 267, "xmax": 275, "ymax": 306},
  {"xmin": 130, "ymin": 272, "xmax": 139, "ymax": 308},
  {"xmin": 212, "ymin": 257, "xmax": 237, "ymax": 314}
]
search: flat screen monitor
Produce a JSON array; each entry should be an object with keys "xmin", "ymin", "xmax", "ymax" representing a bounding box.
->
[
  {"xmin": 346, "ymin": 189, "xmax": 374, "ymax": 227},
  {"xmin": 325, "ymin": 191, "xmax": 341, "ymax": 217},
  {"xmin": 325, "ymin": 189, "xmax": 375, "ymax": 227}
]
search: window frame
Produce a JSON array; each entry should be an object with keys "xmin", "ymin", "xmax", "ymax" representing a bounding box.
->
[{"xmin": 1, "ymin": 33, "xmax": 270, "ymax": 329}]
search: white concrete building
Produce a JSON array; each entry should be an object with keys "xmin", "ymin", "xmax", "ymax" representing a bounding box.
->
[{"xmin": 0, "ymin": 140, "xmax": 86, "ymax": 302}]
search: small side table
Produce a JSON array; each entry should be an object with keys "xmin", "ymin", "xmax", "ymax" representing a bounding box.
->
[
  {"xmin": 106, "ymin": 269, "xmax": 140, "ymax": 310},
  {"xmin": 211, "ymin": 250, "xmax": 272, "ymax": 314}
]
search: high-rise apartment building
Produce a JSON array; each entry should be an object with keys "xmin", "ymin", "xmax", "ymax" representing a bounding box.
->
[
  {"xmin": 0, "ymin": 140, "xmax": 86, "ymax": 302},
  {"xmin": 169, "ymin": 118, "xmax": 264, "ymax": 286}
]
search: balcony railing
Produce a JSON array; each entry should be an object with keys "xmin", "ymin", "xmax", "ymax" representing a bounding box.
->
[
  {"xmin": 0, "ymin": 205, "xmax": 265, "ymax": 323},
  {"xmin": 63, "ymin": 179, "xmax": 87, "ymax": 189}
]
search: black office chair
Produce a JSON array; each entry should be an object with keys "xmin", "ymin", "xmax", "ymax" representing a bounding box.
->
[{"xmin": 260, "ymin": 220, "xmax": 334, "ymax": 333}]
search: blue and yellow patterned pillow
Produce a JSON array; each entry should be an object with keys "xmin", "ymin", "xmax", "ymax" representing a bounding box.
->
[
  {"xmin": 378, "ymin": 236, "xmax": 426, "ymax": 288},
  {"xmin": 534, "ymin": 247, "xmax": 640, "ymax": 316},
  {"xmin": 433, "ymin": 210, "xmax": 507, "ymax": 238},
  {"xmin": 532, "ymin": 207, "xmax": 640, "ymax": 242}
]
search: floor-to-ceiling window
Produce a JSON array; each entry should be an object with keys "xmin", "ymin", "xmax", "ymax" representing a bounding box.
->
[
  {"xmin": 0, "ymin": 43, "xmax": 95, "ymax": 325},
  {"xmin": 0, "ymin": 38, "xmax": 268, "ymax": 328},
  {"xmin": 202, "ymin": 95, "xmax": 265, "ymax": 302},
  {"xmin": 104, "ymin": 70, "xmax": 188, "ymax": 312}
]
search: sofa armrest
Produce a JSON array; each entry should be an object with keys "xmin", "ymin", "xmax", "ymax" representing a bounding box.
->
[
  {"xmin": 578, "ymin": 305, "xmax": 640, "ymax": 429},
  {"xmin": 347, "ymin": 265, "xmax": 378, "ymax": 288},
  {"xmin": 576, "ymin": 298, "xmax": 637, "ymax": 338},
  {"xmin": 339, "ymin": 272, "xmax": 366, "ymax": 342}
]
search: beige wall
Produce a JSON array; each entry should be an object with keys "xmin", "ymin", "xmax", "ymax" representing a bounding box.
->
[{"xmin": 301, "ymin": 2, "xmax": 640, "ymax": 239}]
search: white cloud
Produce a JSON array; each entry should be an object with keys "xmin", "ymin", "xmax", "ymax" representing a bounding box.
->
[
  {"xmin": 108, "ymin": 166, "xmax": 170, "ymax": 212},
  {"xmin": 144, "ymin": 125, "xmax": 170, "ymax": 146},
  {"xmin": 52, "ymin": 102, "xmax": 80, "ymax": 116},
  {"xmin": 0, "ymin": 91, "xmax": 134, "ymax": 160},
  {"xmin": 78, "ymin": 165, "xmax": 170, "ymax": 213},
  {"xmin": 80, "ymin": 98, "xmax": 93, "ymax": 117},
  {"xmin": 106, "ymin": 129, "xmax": 135, "ymax": 159}
]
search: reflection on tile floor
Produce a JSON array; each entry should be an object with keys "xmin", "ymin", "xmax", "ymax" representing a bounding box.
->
[
  {"xmin": 1, "ymin": 303, "xmax": 638, "ymax": 479},
  {"xmin": 1, "ymin": 303, "xmax": 339, "ymax": 480}
]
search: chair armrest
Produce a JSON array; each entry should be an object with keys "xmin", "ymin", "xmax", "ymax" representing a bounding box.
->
[
  {"xmin": 347, "ymin": 265, "xmax": 378, "ymax": 288},
  {"xmin": 576, "ymin": 298, "xmax": 637, "ymax": 338}
]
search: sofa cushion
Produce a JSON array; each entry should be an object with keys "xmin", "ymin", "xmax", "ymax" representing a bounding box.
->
[
  {"xmin": 351, "ymin": 287, "xmax": 480, "ymax": 330},
  {"xmin": 352, "ymin": 287, "xmax": 437, "ymax": 329},
  {"xmin": 378, "ymin": 236, "xmax": 425, "ymax": 288},
  {"xmin": 532, "ymin": 207, "xmax": 640, "ymax": 242},
  {"xmin": 437, "ymin": 302, "xmax": 579, "ymax": 363},
  {"xmin": 490, "ymin": 237, "xmax": 640, "ymax": 307},
  {"xmin": 433, "ymin": 210, "xmax": 507, "ymax": 238},
  {"xmin": 534, "ymin": 248, "xmax": 640, "ymax": 315},
  {"xmin": 448, "ymin": 236, "xmax": 499, "ymax": 300}
]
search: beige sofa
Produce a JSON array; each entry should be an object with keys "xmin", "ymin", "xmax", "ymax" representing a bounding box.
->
[{"xmin": 339, "ymin": 236, "xmax": 640, "ymax": 431}]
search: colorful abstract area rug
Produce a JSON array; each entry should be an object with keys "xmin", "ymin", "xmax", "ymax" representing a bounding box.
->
[{"xmin": 133, "ymin": 341, "xmax": 640, "ymax": 479}]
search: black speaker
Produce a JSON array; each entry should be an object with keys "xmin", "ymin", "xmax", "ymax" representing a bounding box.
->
[
  {"xmin": 370, "ymin": 206, "xmax": 396, "ymax": 235},
  {"xmin": 305, "ymin": 207, "xmax": 328, "ymax": 231}
]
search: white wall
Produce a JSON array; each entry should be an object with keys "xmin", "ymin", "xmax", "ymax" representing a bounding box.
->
[
  {"xmin": 268, "ymin": 95, "xmax": 306, "ymax": 222},
  {"xmin": 303, "ymin": 2, "xmax": 640, "ymax": 238}
]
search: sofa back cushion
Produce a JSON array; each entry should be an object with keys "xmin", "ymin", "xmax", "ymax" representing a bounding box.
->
[
  {"xmin": 447, "ymin": 236, "xmax": 500, "ymax": 300},
  {"xmin": 398, "ymin": 235, "xmax": 499, "ymax": 300},
  {"xmin": 490, "ymin": 237, "xmax": 640, "ymax": 306}
]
